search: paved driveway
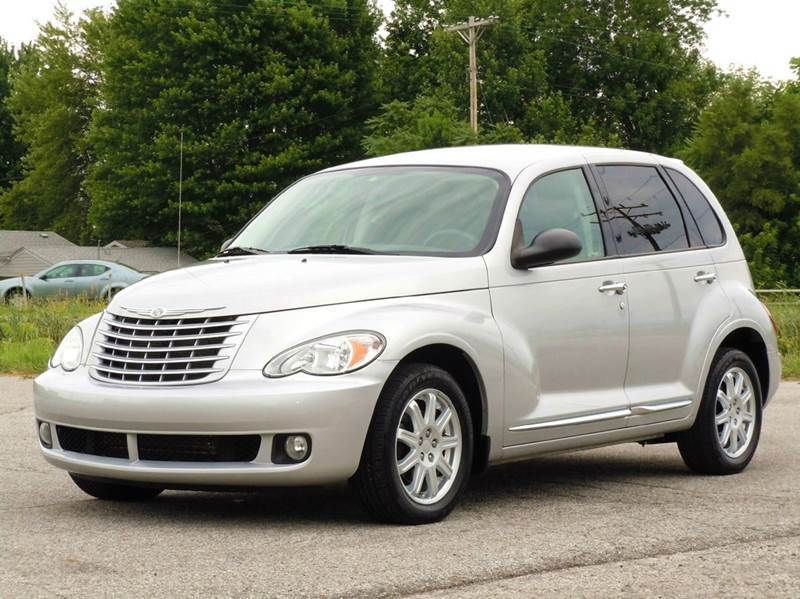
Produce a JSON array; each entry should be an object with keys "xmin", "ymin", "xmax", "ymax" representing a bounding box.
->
[{"xmin": 1, "ymin": 376, "xmax": 798, "ymax": 597}]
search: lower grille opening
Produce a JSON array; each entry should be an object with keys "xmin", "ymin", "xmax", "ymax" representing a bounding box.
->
[
  {"xmin": 56, "ymin": 426, "xmax": 129, "ymax": 459},
  {"xmin": 137, "ymin": 434, "xmax": 260, "ymax": 462}
]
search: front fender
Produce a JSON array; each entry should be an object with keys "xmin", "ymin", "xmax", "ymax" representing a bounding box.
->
[
  {"xmin": 1, "ymin": 279, "xmax": 34, "ymax": 300},
  {"xmin": 230, "ymin": 290, "xmax": 505, "ymax": 457}
]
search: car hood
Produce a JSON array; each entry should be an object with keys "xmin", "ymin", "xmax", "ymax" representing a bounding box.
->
[{"xmin": 108, "ymin": 254, "xmax": 489, "ymax": 317}]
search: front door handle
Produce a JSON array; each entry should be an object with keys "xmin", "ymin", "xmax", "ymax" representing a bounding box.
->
[
  {"xmin": 598, "ymin": 281, "xmax": 627, "ymax": 294},
  {"xmin": 693, "ymin": 271, "xmax": 717, "ymax": 284}
]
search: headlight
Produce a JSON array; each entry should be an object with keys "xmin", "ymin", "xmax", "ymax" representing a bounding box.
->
[
  {"xmin": 263, "ymin": 331, "xmax": 385, "ymax": 378},
  {"xmin": 50, "ymin": 326, "xmax": 84, "ymax": 372}
]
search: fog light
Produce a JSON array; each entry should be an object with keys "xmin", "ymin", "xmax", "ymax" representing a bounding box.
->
[
  {"xmin": 38, "ymin": 421, "xmax": 52, "ymax": 448},
  {"xmin": 285, "ymin": 435, "xmax": 309, "ymax": 462}
]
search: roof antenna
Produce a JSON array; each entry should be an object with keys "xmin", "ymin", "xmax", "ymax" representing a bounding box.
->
[{"xmin": 177, "ymin": 130, "xmax": 184, "ymax": 268}]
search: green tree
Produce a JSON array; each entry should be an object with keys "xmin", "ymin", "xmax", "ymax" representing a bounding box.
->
[
  {"xmin": 377, "ymin": 0, "xmax": 445, "ymax": 103},
  {"xmin": 363, "ymin": 95, "xmax": 473, "ymax": 156},
  {"xmin": 682, "ymin": 69, "xmax": 800, "ymax": 286},
  {"xmin": 377, "ymin": 0, "xmax": 719, "ymax": 152},
  {"xmin": 87, "ymin": 0, "xmax": 380, "ymax": 257},
  {"xmin": 0, "ymin": 6, "xmax": 102, "ymax": 240},
  {"xmin": 0, "ymin": 39, "xmax": 24, "ymax": 194}
]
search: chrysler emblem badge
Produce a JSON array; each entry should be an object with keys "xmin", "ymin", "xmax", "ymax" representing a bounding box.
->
[{"xmin": 121, "ymin": 306, "xmax": 225, "ymax": 319}]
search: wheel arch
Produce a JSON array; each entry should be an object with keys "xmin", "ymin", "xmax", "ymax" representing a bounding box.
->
[
  {"xmin": 3, "ymin": 286, "xmax": 27, "ymax": 301},
  {"xmin": 716, "ymin": 327, "xmax": 770, "ymax": 404},
  {"xmin": 390, "ymin": 343, "xmax": 491, "ymax": 474}
]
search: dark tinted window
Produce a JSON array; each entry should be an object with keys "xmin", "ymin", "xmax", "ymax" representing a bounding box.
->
[
  {"xmin": 518, "ymin": 169, "xmax": 605, "ymax": 261},
  {"xmin": 666, "ymin": 168, "xmax": 725, "ymax": 247},
  {"xmin": 596, "ymin": 165, "xmax": 688, "ymax": 255}
]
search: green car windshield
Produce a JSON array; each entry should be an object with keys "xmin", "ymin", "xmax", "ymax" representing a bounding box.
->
[{"xmin": 230, "ymin": 166, "xmax": 509, "ymax": 256}]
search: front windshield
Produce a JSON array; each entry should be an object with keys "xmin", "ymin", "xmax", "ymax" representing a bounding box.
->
[{"xmin": 230, "ymin": 166, "xmax": 509, "ymax": 256}]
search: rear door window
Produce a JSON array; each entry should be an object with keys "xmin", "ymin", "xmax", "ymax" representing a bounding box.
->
[
  {"xmin": 595, "ymin": 165, "xmax": 689, "ymax": 255},
  {"xmin": 665, "ymin": 168, "xmax": 725, "ymax": 247},
  {"xmin": 78, "ymin": 264, "xmax": 110, "ymax": 277}
]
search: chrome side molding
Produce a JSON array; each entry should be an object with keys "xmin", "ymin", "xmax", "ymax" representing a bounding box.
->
[
  {"xmin": 509, "ymin": 399, "xmax": 693, "ymax": 432},
  {"xmin": 509, "ymin": 408, "xmax": 631, "ymax": 432},
  {"xmin": 629, "ymin": 399, "xmax": 692, "ymax": 415}
]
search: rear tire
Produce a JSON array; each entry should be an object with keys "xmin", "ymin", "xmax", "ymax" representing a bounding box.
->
[
  {"xmin": 678, "ymin": 348, "xmax": 762, "ymax": 475},
  {"xmin": 70, "ymin": 474, "xmax": 164, "ymax": 501},
  {"xmin": 352, "ymin": 363, "xmax": 473, "ymax": 524}
]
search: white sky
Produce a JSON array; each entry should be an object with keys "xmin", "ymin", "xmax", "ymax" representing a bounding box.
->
[{"xmin": 0, "ymin": 0, "xmax": 797, "ymax": 81}]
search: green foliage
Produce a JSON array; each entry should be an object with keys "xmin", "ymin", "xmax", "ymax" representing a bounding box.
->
[
  {"xmin": 377, "ymin": 0, "xmax": 720, "ymax": 152},
  {"xmin": 363, "ymin": 95, "xmax": 474, "ymax": 155},
  {"xmin": 378, "ymin": 0, "xmax": 445, "ymax": 103},
  {"xmin": 682, "ymin": 70, "xmax": 800, "ymax": 287},
  {"xmin": 0, "ymin": 5, "xmax": 102, "ymax": 241},
  {"xmin": 762, "ymin": 297, "xmax": 800, "ymax": 379},
  {"xmin": 87, "ymin": 0, "xmax": 380, "ymax": 257},
  {"xmin": 0, "ymin": 39, "xmax": 24, "ymax": 192},
  {"xmin": 0, "ymin": 297, "xmax": 104, "ymax": 374}
]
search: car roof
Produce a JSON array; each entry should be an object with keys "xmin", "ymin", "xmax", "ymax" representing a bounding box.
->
[
  {"xmin": 324, "ymin": 144, "xmax": 684, "ymax": 180},
  {"xmin": 50, "ymin": 259, "xmax": 130, "ymax": 269}
]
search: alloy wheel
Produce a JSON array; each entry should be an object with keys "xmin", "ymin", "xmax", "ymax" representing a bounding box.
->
[
  {"xmin": 715, "ymin": 366, "xmax": 756, "ymax": 459},
  {"xmin": 395, "ymin": 388, "xmax": 462, "ymax": 505}
]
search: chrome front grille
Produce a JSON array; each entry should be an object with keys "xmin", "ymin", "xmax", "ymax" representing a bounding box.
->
[{"xmin": 89, "ymin": 311, "xmax": 250, "ymax": 386}]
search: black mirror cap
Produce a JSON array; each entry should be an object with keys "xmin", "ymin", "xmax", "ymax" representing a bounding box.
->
[
  {"xmin": 511, "ymin": 228, "xmax": 583, "ymax": 270},
  {"xmin": 220, "ymin": 238, "xmax": 233, "ymax": 252}
]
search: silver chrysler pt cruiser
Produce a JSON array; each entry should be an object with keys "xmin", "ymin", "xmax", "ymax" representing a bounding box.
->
[{"xmin": 34, "ymin": 145, "xmax": 781, "ymax": 524}]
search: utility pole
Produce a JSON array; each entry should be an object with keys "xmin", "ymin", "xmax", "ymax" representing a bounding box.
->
[{"xmin": 445, "ymin": 16, "xmax": 499, "ymax": 134}]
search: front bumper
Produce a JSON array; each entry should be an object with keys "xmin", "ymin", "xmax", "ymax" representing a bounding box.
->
[{"xmin": 33, "ymin": 362, "xmax": 395, "ymax": 487}]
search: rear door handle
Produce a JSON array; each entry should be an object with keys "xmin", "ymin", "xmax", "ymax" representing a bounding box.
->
[
  {"xmin": 598, "ymin": 281, "xmax": 627, "ymax": 294},
  {"xmin": 693, "ymin": 271, "xmax": 717, "ymax": 284}
]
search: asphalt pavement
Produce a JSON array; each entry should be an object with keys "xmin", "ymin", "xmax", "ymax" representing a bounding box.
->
[{"xmin": 1, "ymin": 375, "xmax": 798, "ymax": 598}]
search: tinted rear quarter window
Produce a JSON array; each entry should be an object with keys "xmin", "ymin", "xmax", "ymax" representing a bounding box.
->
[
  {"xmin": 665, "ymin": 168, "xmax": 725, "ymax": 247},
  {"xmin": 595, "ymin": 165, "xmax": 689, "ymax": 255}
]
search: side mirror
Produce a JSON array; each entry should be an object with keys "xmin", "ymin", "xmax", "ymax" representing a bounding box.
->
[
  {"xmin": 511, "ymin": 228, "xmax": 582, "ymax": 269},
  {"xmin": 220, "ymin": 238, "xmax": 233, "ymax": 252}
]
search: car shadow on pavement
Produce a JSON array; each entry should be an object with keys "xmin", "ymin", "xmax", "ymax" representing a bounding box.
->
[{"xmin": 56, "ymin": 447, "xmax": 691, "ymax": 526}]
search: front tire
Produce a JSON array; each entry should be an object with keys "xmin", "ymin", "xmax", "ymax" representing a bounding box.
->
[
  {"xmin": 352, "ymin": 363, "xmax": 473, "ymax": 524},
  {"xmin": 5, "ymin": 288, "xmax": 25, "ymax": 305},
  {"xmin": 70, "ymin": 474, "xmax": 164, "ymax": 501},
  {"xmin": 678, "ymin": 348, "xmax": 762, "ymax": 475}
]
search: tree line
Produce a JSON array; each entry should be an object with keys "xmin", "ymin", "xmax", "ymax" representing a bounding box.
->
[{"xmin": 0, "ymin": 0, "xmax": 797, "ymax": 286}]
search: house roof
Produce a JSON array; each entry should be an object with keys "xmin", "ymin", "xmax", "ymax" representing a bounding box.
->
[
  {"xmin": 19, "ymin": 246, "xmax": 197, "ymax": 274},
  {"xmin": 105, "ymin": 239, "xmax": 151, "ymax": 249},
  {"xmin": 0, "ymin": 230, "xmax": 75, "ymax": 256}
]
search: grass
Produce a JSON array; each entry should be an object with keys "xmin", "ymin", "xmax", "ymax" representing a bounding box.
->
[
  {"xmin": 0, "ymin": 297, "xmax": 106, "ymax": 375},
  {"xmin": 0, "ymin": 296, "xmax": 798, "ymax": 379},
  {"xmin": 764, "ymin": 298, "xmax": 800, "ymax": 379}
]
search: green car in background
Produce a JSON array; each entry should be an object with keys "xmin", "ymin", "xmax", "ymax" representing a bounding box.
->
[{"xmin": 0, "ymin": 260, "xmax": 146, "ymax": 303}]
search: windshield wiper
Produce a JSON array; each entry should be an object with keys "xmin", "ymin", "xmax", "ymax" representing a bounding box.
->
[
  {"xmin": 287, "ymin": 244, "xmax": 378, "ymax": 255},
  {"xmin": 217, "ymin": 246, "xmax": 270, "ymax": 257}
]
